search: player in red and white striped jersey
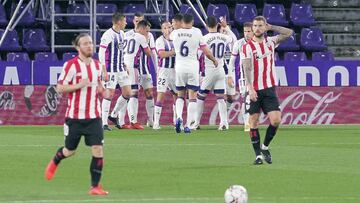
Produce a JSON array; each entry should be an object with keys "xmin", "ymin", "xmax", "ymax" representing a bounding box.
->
[
  {"xmin": 241, "ymin": 16, "xmax": 293, "ymax": 165},
  {"xmin": 45, "ymin": 33, "xmax": 109, "ymax": 195}
]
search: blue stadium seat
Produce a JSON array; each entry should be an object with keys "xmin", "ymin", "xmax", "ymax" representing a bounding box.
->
[
  {"xmin": 231, "ymin": 28, "xmax": 240, "ymax": 39},
  {"xmin": 67, "ymin": 3, "xmax": 90, "ymax": 27},
  {"xmin": 62, "ymin": 52, "xmax": 77, "ymax": 61},
  {"xmin": 0, "ymin": 4, "xmax": 8, "ymax": 27},
  {"xmin": 207, "ymin": 4, "xmax": 231, "ymax": 23},
  {"xmin": 35, "ymin": 52, "xmax": 59, "ymax": 62},
  {"xmin": 7, "ymin": 52, "xmax": 30, "ymax": 62},
  {"xmin": 290, "ymin": 3, "xmax": 316, "ymax": 27},
  {"xmin": 284, "ymin": 51, "xmax": 307, "ymax": 61},
  {"xmin": 274, "ymin": 52, "xmax": 280, "ymax": 61},
  {"xmin": 93, "ymin": 53, "xmax": 99, "ymax": 60},
  {"xmin": 179, "ymin": 4, "xmax": 204, "ymax": 27},
  {"xmin": 23, "ymin": 29, "xmax": 50, "ymax": 52},
  {"xmin": 201, "ymin": 28, "xmax": 208, "ymax": 35},
  {"xmin": 234, "ymin": 4, "xmax": 257, "ymax": 25},
  {"xmin": 263, "ymin": 4, "xmax": 288, "ymax": 26},
  {"xmin": 10, "ymin": 3, "xmax": 35, "ymax": 26},
  {"xmin": 97, "ymin": 4, "xmax": 118, "ymax": 27},
  {"xmin": 123, "ymin": 4, "xmax": 146, "ymax": 28},
  {"xmin": 0, "ymin": 29, "xmax": 22, "ymax": 51},
  {"xmin": 275, "ymin": 33, "xmax": 300, "ymax": 51},
  {"xmin": 312, "ymin": 51, "xmax": 334, "ymax": 61},
  {"xmin": 300, "ymin": 27, "xmax": 327, "ymax": 51},
  {"xmin": 149, "ymin": 4, "xmax": 174, "ymax": 25}
]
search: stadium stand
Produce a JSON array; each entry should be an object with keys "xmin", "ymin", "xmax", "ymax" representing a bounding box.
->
[
  {"xmin": 6, "ymin": 52, "xmax": 30, "ymax": 62},
  {"xmin": 35, "ymin": 52, "xmax": 59, "ymax": 62},
  {"xmin": 312, "ymin": 51, "xmax": 334, "ymax": 61},
  {"xmin": 284, "ymin": 51, "xmax": 307, "ymax": 61}
]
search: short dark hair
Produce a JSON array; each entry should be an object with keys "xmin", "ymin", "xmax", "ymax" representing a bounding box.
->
[
  {"xmin": 172, "ymin": 13, "xmax": 183, "ymax": 22},
  {"xmin": 253, "ymin": 16, "xmax": 267, "ymax": 23},
  {"xmin": 182, "ymin": 14, "xmax": 194, "ymax": 24},
  {"xmin": 206, "ymin": 16, "xmax": 217, "ymax": 28},
  {"xmin": 135, "ymin": 12, "xmax": 144, "ymax": 18},
  {"xmin": 72, "ymin": 33, "xmax": 91, "ymax": 46},
  {"xmin": 137, "ymin": 20, "xmax": 149, "ymax": 29},
  {"xmin": 160, "ymin": 20, "xmax": 170, "ymax": 26},
  {"xmin": 243, "ymin": 22, "xmax": 252, "ymax": 28},
  {"xmin": 112, "ymin": 12, "xmax": 125, "ymax": 23}
]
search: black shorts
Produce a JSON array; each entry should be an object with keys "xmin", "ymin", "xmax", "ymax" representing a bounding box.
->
[
  {"xmin": 245, "ymin": 87, "xmax": 281, "ymax": 115},
  {"xmin": 64, "ymin": 118, "xmax": 104, "ymax": 150}
]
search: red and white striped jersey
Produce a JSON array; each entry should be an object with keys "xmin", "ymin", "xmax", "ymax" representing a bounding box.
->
[
  {"xmin": 57, "ymin": 57, "xmax": 102, "ymax": 119},
  {"xmin": 240, "ymin": 36, "xmax": 278, "ymax": 91}
]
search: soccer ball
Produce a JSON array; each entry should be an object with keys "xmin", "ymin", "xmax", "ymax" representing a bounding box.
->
[{"xmin": 224, "ymin": 185, "xmax": 248, "ymax": 203}]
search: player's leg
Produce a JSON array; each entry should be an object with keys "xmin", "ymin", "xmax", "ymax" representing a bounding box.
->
[
  {"xmin": 154, "ymin": 69, "xmax": 168, "ymax": 129},
  {"xmin": 101, "ymin": 73, "xmax": 116, "ymax": 131},
  {"xmin": 185, "ymin": 88, "xmax": 198, "ymax": 133},
  {"xmin": 114, "ymin": 85, "xmax": 131, "ymax": 129},
  {"xmin": 45, "ymin": 119, "xmax": 79, "ymax": 180},
  {"xmin": 84, "ymin": 118, "xmax": 108, "ymax": 195},
  {"xmin": 142, "ymin": 74, "xmax": 154, "ymax": 127},
  {"xmin": 261, "ymin": 87, "xmax": 282, "ymax": 164},
  {"xmin": 128, "ymin": 89, "xmax": 142, "ymax": 129},
  {"xmin": 247, "ymin": 90, "xmax": 263, "ymax": 165},
  {"xmin": 175, "ymin": 71, "xmax": 187, "ymax": 133},
  {"xmin": 192, "ymin": 90, "xmax": 208, "ymax": 130},
  {"xmin": 214, "ymin": 75, "xmax": 228, "ymax": 130}
]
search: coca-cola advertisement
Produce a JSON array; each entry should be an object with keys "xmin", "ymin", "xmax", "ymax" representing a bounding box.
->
[{"xmin": 0, "ymin": 86, "xmax": 359, "ymax": 125}]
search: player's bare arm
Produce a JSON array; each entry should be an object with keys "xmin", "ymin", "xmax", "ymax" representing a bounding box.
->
[
  {"xmin": 267, "ymin": 24, "xmax": 293, "ymax": 45},
  {"xmin": 57, "ymin": 78, "xmax": 90, "ymax": 93},
  {"xmin": 158, "ymin": 49, "xmax": 175, "ymax": 58},
  {"xmin": 242, "ymin": 58, "xmax": 257, "ymax": 101},
  {"xmin": 202, "ymin": 46, "xmax": 218, "ymax": 67}
]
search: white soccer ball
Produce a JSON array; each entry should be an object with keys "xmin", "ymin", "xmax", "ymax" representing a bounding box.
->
[{"xmin": 224, "ymin": 185, "xmax": 248, "ymax": 203}]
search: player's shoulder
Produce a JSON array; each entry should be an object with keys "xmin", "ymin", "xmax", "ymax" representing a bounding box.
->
[
  {"xmin": 102, "ymin": 28, "xmax": 113, "ymax": 38},
  {"xmin": 191, "ymin": 27, "xmax": 202, "ymax": 35},
  {"xmin": 125, "ymin": 29, "xmax": 135, "ymax": 36},
  {"xmin": 156, "ymin": 35, "xmax": 165, "ymax": 42}
]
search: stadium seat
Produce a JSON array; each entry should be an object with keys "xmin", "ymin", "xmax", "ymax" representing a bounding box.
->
[
  {"xmin": 234, "ymin": 4, "xmax": 257, "ymax": 25},
  {"xmin": 0, "ymin": 4, "xmax": 8, "ymax": 27},
  {"xmin": 7, "ymin": 52, "xmax": 30, "ymax": 62},
  {"xmin": 67, "ymin": 3, "xmax": 90, "ymax": 27},
  {"xmin": 97, "ymin": 4, "xmax": 118, "ymax": 28},
  {"xmin": 312, "ymin": 51, "xmax": 334, "ymax": 61},
  {"xmin": 201, "ymin": 28, "xmax": 209, "ymax": 35},
  {"xmin": 207, "ymin": 4, "xmax": 231, "ymax": 23},
  {"xmin": 262, "ymin": 4, "xmax": 288, "ymax": 26},
  {"xmin": 10, "ymin": 3, "xmax": 35, "ymax": 26},
  {"xmin": 300, "ymin": 27, "xmax": 327, "ymax": 51},
  {"xmin": 284, "ymin": 51, "xmax": 307, "ymax": 61},
  {"xmin": 23, "ymin": 29, "xmax": 50, "ymax": 52},
  {"xmin": 290, "ymin": 3, "xmax": 316, "ymax": 27},
  {"xmin": 123, "ymin": 4, "xmax": 146, "ymax": 28},
  {"xmin": 0, "ymin": 29, "xmax": 22, "ymax": 51},
  {"xmin": 275, "ymin": 33, "xmax": 300, "ymax": 51},
  {"xmin": 179, "ymin": 4, "xmax": 204, "ymax": 27},
  {"xmin": 149, "ymin": 3, "xmax": 174, "ymax": 25},
  {"xmin": 35, "ymin": 52, "xmax": 59, "ymax": 62},
  {"xmin": 62, "ymin": 52, "xmax": 77, "ymax": 61}
]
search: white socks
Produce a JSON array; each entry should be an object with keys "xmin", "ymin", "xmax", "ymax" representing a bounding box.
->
[
  {"xmin": 127, "ymin": 96, "xmax": 139, "ymax": 123},
  {"xmin": 146, "ymin": 98, "xmax": 154, "ymax": 124},
  {"xmin": 196, "ymin": 98, "xmax": 205, "ymax": 125},
  {"xmin": 101, "ymin": 98, "xmax": 111, "ymax": 125},
  {"xmin": 186, "ymin": 99, "xmax": 197, "ymax": 127},
  {"xmin": 217, "ymin": 98, "xmax": 228, "ymax": 126},
  {"xmin": 175, "ymin": 97, "xmax": 185, "ymax": 120},
  {"xmin": 110, "ymin": 95, "xmax": 128, "ymax": 118},
  {"xmin": 154, "ymin": 104, "xmax": 162, "ymax": 125}
]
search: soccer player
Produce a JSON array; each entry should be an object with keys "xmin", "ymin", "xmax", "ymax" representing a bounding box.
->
[
  {"xmin": 153, "ymin": 21, "xmax": 176, "ymax": 129},
  {"xmin": 117, "ymin": 19, "xmax": 155, "ymax": 129},
  {"xmin": 45, "ymin": 33, "xmax": 109, "ymax": 195},
  {"xmin": 241, "ymin": 16, "xmax": 293, "ymax": 165},
  {"xmin": 171, "ymin": 13, "xmax": 183, "ymax": 30},
  {"xmin": 99, "ymin": 12, "xmax": 131, "ymax": 131},
  {"xmin": 229, "ymin": 22, "xmax": 254, "ymax": 132},
  {"xmin": 170, "ymin": 14, "xmax": 218, "ymax": 133},
  {"xmin": 192, "ymin": 16, "xmax": 232, "ymax": 131}
]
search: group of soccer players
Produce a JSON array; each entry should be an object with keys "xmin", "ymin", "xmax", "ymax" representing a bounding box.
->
[
  {"xmin": 98, "ymin": 12, "xmax": 255, "ymax": 133},
  {"xmin": 45, "ymin": 11, "xmax": 293, "ymax": 195}
]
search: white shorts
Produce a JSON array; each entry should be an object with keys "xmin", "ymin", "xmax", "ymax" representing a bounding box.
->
[
  {"xmin": 157, "ymin": 68, "xmax": 176, "ymax": 93},
  {"xmin": 128, "ymin": 67, "xmax": 140, "ymax": 90},
  {"xmin": 103, "ymin": 72, "xmax": 131, "ymax": 89},
  {"xmin": 175, "ymin": 71, "xmax": 200, "ymax": 91},
  {"xmin": 226, "ymin": 73, "xmax": 236, "ymax": 96},
  {"xmin": 139, "ymin": 74, "xmax": 153, "ymax": 90},
  {"xmin": 200, "ymin": 70, "xmax": 226, "ymax": 95}
]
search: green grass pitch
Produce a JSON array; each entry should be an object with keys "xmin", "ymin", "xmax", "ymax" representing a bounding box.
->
[{"xmin": 0, "ymin": 125, "xmax": 359, "ymax": 203}]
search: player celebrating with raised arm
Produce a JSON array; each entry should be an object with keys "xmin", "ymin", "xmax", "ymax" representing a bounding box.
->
[
  {"xmin": 241, "ymin": 16, "xmax": 293, "ymax": 165},
  {"xmin": 153, "ymin": 21, "xmax": 176, "ymax": 130},
  {"xmin": 170, "ymin": 14, "xmax": 218, "ymax": 134},
  {"xmin": 228, "ymin": 22, "xmax": 254, "ymax": 132},
  {"xmin": 192, "ymin": 16, "xmax": 232, "ymax": 131},
  {"xmin": 45, "ymin": 33, "xmax": 109, "ymax": 195},
  {"xmin": 99, "ymin": 12, "xmax": 131, "ymax": 131}
]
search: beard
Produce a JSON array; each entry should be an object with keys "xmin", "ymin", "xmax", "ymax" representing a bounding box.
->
[
  {"xmin": 254, "ymin": 32, "xmax": 264, "ymax": 38},
  {"xmin": 80, "ymin": 49, "xmax": 93, "ymax": 58}
]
